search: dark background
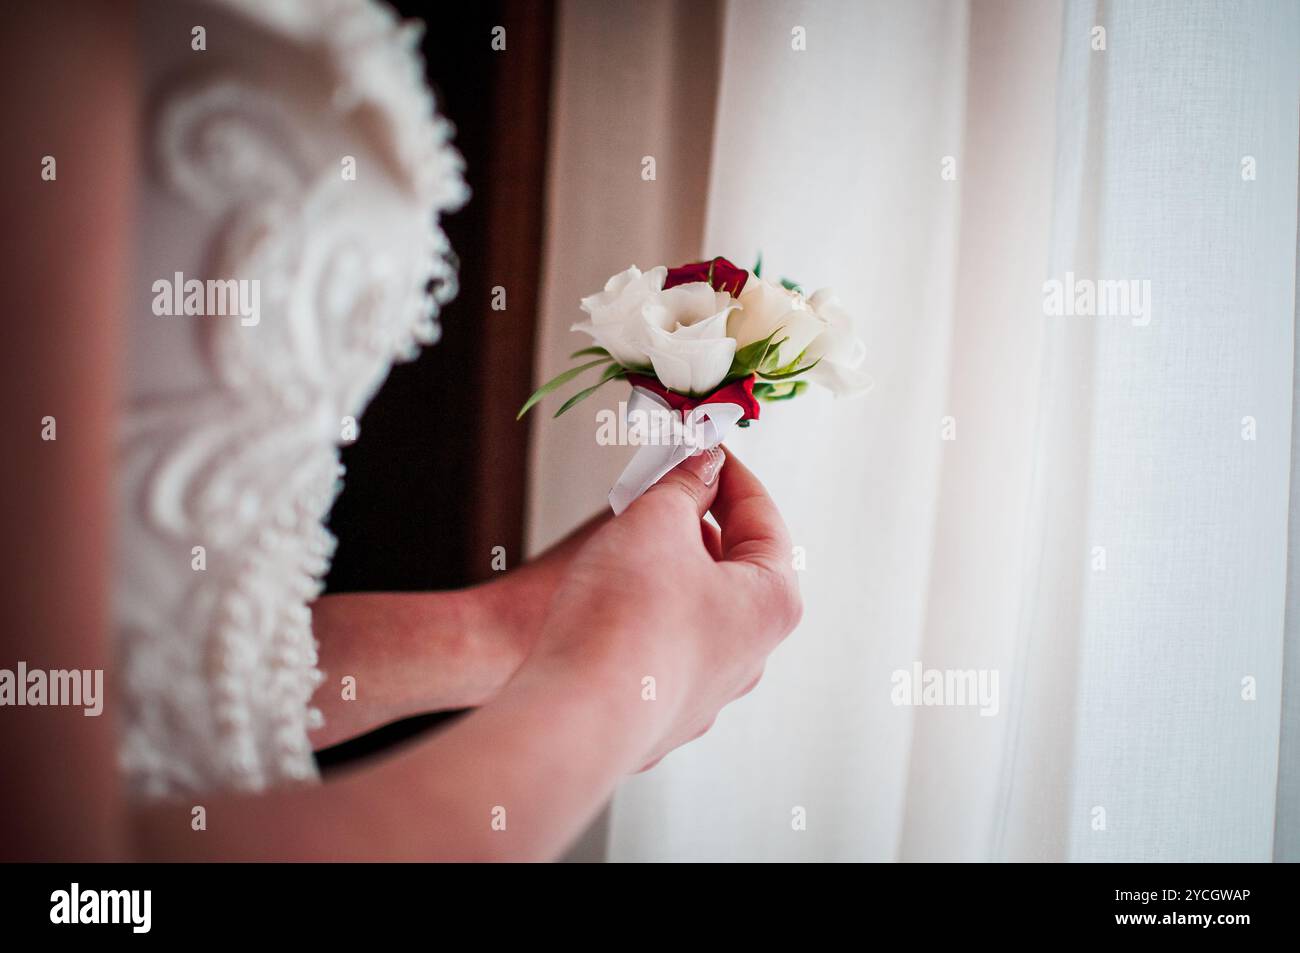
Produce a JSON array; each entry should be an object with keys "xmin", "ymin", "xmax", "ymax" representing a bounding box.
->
[{"xmin": 319, "ymin": 0, "xmax": 554, "ymax": 766}]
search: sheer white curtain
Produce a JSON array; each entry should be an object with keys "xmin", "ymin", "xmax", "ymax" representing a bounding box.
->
[{"xmin": 529, "ymin": 0, "xmax": 1300, "ymax": 861}]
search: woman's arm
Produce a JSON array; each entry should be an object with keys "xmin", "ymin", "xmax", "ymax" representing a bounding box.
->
[
  {"xmin": 308, "ymin": 513, "xmax": 610, "ymax": 749},
  {"xmin": 4, "ymin": 2, "xmax": 801, "ymax": 864},
  {"xmin": 133, "ymin": 451, "xmax": 800, "ymax": 861},
  {"xmin": 309, "ymin": 591, "xmax": 514, "ymax": 749},
  {"xmin": 135, "ymin": 644, "xmax": 657, "ymax": 861}
]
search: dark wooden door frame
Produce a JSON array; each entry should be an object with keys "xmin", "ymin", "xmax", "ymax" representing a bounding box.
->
[{"xmin": 467, "ymin": 0, "xmax": 555, "ymax": 582}]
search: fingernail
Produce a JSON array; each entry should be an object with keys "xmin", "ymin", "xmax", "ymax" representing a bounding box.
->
[{"xmin": 682, "ymin": 446, "xmax": 725, "ymax": 486}]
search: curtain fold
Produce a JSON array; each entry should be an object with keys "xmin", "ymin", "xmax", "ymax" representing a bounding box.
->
[
  {"xmin": 527, "ymin": 0, "xmax": 724, "ymax": 862},
  {"xmin": 1279, "ymin": 156, "xmax": 1300, "ymax": 863},
  {"xmin": 1049, "ymin": 0, "xmax": 1299, "ymax": 862},
  {"xmin": 527, "ymin": 0, "xmax": 722, "ymax": 557},
  {"xmin": 611, "ymin": 0, "xmax": 974, "ymax": 861},
  {"xmin": 531, "ymin": 0, "xmax": 1300, "ymax": 861}
]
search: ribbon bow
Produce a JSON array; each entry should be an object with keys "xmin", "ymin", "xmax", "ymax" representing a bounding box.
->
[{"xmin": 608, "ymin": 386, "xmax": 747, "ymax": 514}]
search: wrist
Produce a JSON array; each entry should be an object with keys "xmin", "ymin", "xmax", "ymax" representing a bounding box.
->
[
  {"xmin": 514, "ymin": 618, "xmax": 684, "ymax": 756},
  {"xmin": 313, "ymin": 591, "xmax": 525, "ymax": 718},
  {"xmin": 436, "ymin": 587, "xmax": 528, "ymax": 708}
]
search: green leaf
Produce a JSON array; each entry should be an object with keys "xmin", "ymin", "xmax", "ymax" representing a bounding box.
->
[
  {"xmin": 757, "ymin": 338, "xmax": 800, "ymax": 375},
  {"xmin": 727, "ymin": 328, "xmax": 785, "ymax": 378},
  {"xmin": 752, "ymin": 253, "xmax": 763, "ymax": 278},
  {"xmin": 756, "ymin": 380, "xmax": 808, "ymax": 401},
  {"xmin": 759, "ymin": 357, "xmax": 821, "ymax": 381},
  {"xmin": 779, "ymin": 277, "xmax": 803, "ymax": 295},
  {"xmin": 749, "ymin": 336, "xmax": 791, "ymax": 379},
  {"xmin": 553, "ymin": 364, "xmax": 626, "ymax": 417},
  {"xmin": 758, "ymin": 342, "xmax": 817, "ymax": 378},
  {"xmin": 569, "ymin": 346, "xmax": 611, "ymax": 360},
  {"xmin": 517, "ymin": 357, "xmax": 611, "ymax": 419}
]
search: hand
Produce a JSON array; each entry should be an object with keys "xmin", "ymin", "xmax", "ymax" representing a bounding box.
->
[
  {"xmin": 464, "ymin": 509, "xmax": 613, "ymax": 672},
  {"xmin": 515, "ymin": 446, "xmax": 802, "ymax": 773},
  {"xmin": 307, "ymin": 512, "xmax": 612, "ymax": 749}
]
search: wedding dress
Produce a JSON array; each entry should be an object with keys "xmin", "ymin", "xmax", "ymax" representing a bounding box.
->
[{"xmin": 118, "ymin": 0, "xmax": 465, "ymax": 798}]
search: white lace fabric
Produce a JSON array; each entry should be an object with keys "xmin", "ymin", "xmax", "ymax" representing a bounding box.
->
[{"xmin": 117, "ymin": 0, "xmax": 466, "ymax": 799}]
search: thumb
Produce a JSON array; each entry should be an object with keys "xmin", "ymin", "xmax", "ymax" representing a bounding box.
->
[{"xmin": 634, "ymin": 446, "xmax": 726, "ymax": 520}]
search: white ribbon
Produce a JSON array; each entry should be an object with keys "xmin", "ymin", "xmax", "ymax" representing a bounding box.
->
[{"xmin": 608, "ymin": 386, "xmax": 745, "ymax": 514}]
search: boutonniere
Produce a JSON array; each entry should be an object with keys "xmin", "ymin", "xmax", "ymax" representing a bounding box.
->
[{"xmin": 520, "ymin": 256, "xmax": 871, "ymax": 511}]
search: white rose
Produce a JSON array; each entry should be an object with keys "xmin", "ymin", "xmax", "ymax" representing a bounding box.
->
[
  {"xmin": 642, "ymin": 282, "xmax": 740, "ymax": 395},
  {"xmin": 804, "ymin": 288, "xmax": 871, "ymax": 395},
  {"xmin": 729, "ymin": 274, "xmax": 828, "ymax": 369},
  {"xmin": 572, "ymin": 265, "xmax": 667, "ymax": 367}
]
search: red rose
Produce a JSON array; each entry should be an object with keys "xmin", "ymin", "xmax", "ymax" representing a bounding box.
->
[
  {"xmin": 663, "ymin": 256, "xmax": 750, "ymax": 297},
  {"xmin": 626, "ymin": 373, "xmax": 761, "ymax": 422}
]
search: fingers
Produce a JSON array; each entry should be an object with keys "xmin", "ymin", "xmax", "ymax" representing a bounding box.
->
[
  {"xmin": 710, "ymin": 447, "xmax": 791, "ymax": 571},
  {"xmin": 710, "ymin": 448, "xmax": 803, "ymax": 637},
  {"xmin": 636, "ymin": 715, "xmax": 719, "ymax": 773},
  {"xmin": 701, "ymin": 518, "xmax": 722, "ymax": 560},
  {"xmin": 736, "ymin": 667, "xmax": 764, "ymax": 699},
  {"xmin": 634, "ymin": 446, "xmax": 725, "ymax": 522}
]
